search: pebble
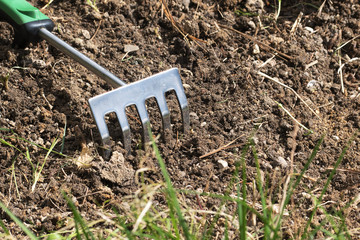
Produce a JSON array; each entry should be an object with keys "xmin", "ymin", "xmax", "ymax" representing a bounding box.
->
[
  {"xmin": 178, "ymin": 171, "xmax": 186, "ymax": 178},
  {"xmin": 218, "ymin": 160, "xmax": 229, "ymax": 169},
  {"xmin": 189, "ymin": 112, "xmax": 199, "ymax": 120},
  {"xmin": 90, "ymin": 11, "xmax": 102, "ymax": 20},
  {"xmin": 74, "ymin": 38, "xmax": 84, "ymax": 47},
  {"xmin": 200, "ymin": 122, "xmax": 207, "ymax": 127},
  {"xmin": 182, "ymin": 0, "xmax": 190, "ymax": 10},
  {"xmin": 82, "ymin": 29, "xmax": 91, "ymax": 39},
  {"xmin": 247, "ymin": 20, "xmax": 256, "ymax": 29},
  {"xmin": 85, "ymin": 40, "xmax": 98, "ymax": 52},
  {"xmin": 275, "ymin": 156, "xmax": 288, "ymax": 168},
  {"xmin": 32, "ymin": 59, "xmax": 47, "ymax": 68},
  {"xmin": 269, "ymin": 35, "xmax": 285, "ymax": 45},
  {"xmin": 245, "ymin": 0, "xmax": 264, "ymax": 12},
  {"xmin": 183, "ymin": 83, "xmax": 191, "ymax": 89},
  {"xmin": 253, "ymin": 44, "xmax": 260, "ymax": 54},
  {"xmin": 306, "ymin": 80, "xmax": 321, "ymax": 93},
  {"xmin": 124, "ymin": 44, "xmax": 139, "ymax": 53}
]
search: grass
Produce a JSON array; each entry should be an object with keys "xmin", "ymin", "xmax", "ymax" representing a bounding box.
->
[
  {"xmin": 0, "ymin": 129, "xmax": 64, "ymax": 193},
  {"xmin": 86, "ymin": 0, "xmax": 99, "ymax": 12},
  {"xmin": 0, "ymin": 127, "xmax": 358, "ymax": 239}
]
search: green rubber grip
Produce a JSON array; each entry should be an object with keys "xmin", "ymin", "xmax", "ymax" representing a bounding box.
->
[{"xmin": 0, "ymin": 0, "xmax": 54, "ymax": 46}]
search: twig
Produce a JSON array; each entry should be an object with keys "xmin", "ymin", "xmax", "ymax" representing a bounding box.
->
[
  {"xmin": 275, "ymin": 101, "xmax": 312, "ymax": 133},
  {"xmin": 90, "ymin": 20, "xmax": 103, "ymax": 41},
  {"xmin": 335, "ymin": 35, "xmax": 360, "ymax": 52},
  {"xmin": 219, "ymin": 24, "xmax": 293, "ymax": 61},
  {"xmin": 41, "ymin": 90, "xmax": 53, "ymax": 110},
  {"xmin": 161, "ymin": 0, "xmax": 206, "ymax": 50},
  {"xmin": 199, "ymin": 135, "xmax": 244, "ymax": 159},
  {"xmin": 337, "ymin": 57, "xmax": 360, "ymax": 73},
  {"xmin": 289, "ymin": 122, "xmax": 299, "ymax": 175},
  {"xmin": 317, "ymin": 0, "xmax": 327, "ymax": 17},
  {"xmin": 325, "ymin": 167, "xmax": 360, "ymax": 174},
  {"xmin": 238, "ymin": 114, "xmax": 268, "ymax": 125},
  {"xmin": 258, "ymin": 71, "xmax": 320, "ymax": 119},
  {"xmin": 338, "ymin": 56, "xmax": 345, "ymax": 93},
  {"xmin": 290, "ymin": 12, "xmax": 303, "ymax": 36},
  {"xmin": 304, "ymin": 60, "xmax": 318, "ymax": 70},
  {"xmin": 259, "ymin": 55, "xmax": 277, "ymax": 68}
]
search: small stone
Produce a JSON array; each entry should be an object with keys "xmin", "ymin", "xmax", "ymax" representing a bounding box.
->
[
  {"xmin": 269, "ymin": 35, "xmax": 284, "ymax": 46},
  {"xmin": 82, "ymin": 29, "xmax": 91, "ymax": 39},
  {"xmin": 178, "ymin": 171, "xmax": 186, "ymax": 178},
  {"xmin": 306, "ymin": 80, "xmax": 320, "ymax": 93},
  {"xmin": 189, "ymin": 112, "xmax": 199, "ymax": 120},
  {"xmin": 74, "ymin": 38, "xmax": 84, "ymax": 47},
  {"xmin": 218, "ymin": 160, "xmax": 229, "ymax": 169},
  {"xmin": 90, "ymin": 11, "xmax": 102, "ymax": 20},
  {"xmin": 200, "ymin": 122, "xmax": 207, "ymax": 127},
  {"xmin": 245, "ymin": 0, "xmax": 264, "ymax": 13},
  {"xmin": 32, "ymin": 59, "xmax": 47, "ymax": 68},
  {"xmin": 183, "ymin": 83, "xmax": 191, "ymax": 89},
  {"xmin": 182, "ymin": 0, "xmax": 190, "ymax": 10},
  {"xmin": 253, "ymin": 44, "xmax": 260, "ymax": 54},
  {"xmin": 85, "ymin": 40, "xmax": 98, "ymax": 52},
  {"xmin": 304, "ymin": 26, "xmax": 315, "ymax": 33},
  {"xmin": 124, "ymin": 44, "xmax": 139, "ymax": 53},
  {"xmin": 275, "ymin": 156, "xmax": 288, "ymax": 168},
  {"xmin": 248, "ymin": 20, "xmax": 256, "ymax": 29}
]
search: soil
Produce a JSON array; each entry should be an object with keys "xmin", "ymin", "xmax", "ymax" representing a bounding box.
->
[{"xmin": 0, "ymin": 0, "xmax": 360, "ymax": 238}]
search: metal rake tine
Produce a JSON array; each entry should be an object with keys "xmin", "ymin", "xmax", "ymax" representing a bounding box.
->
[
  {"xmin": 88, "ymin": 68, "xmax": 190, "ymax": 156},
  {"xmin": 176, "ymin": 91, "xmax": 190, "ymax": 134},
  {"xmin": 155, "ymin": 95, "xmax": 171, "ymax": 132},
  {"xmin": 115, "ymin": 108, "xmax": 132, "ymax": 154},
  {"xmin": 135, "ymin": 103, "xmax": 151, "ymax": 148}
]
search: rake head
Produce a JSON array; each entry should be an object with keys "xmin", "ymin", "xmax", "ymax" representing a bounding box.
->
[{"xmin": 88, "ymin": 68, "xmax": 190, "ymax": 157}]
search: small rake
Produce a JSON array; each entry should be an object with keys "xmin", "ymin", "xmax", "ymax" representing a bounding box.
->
[{"xmin": 0, "ymin": 0, "xmax": 190, "ymax": 157}]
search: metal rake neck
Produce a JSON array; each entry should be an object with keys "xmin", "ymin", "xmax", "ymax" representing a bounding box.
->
[{"xmin": 39, "ymin": 28, "xmax": 127, "ymax": 88}]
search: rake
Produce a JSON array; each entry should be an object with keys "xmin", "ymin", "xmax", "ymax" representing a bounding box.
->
[{"xmin": 0, "ymin": 0, "xmax": 190, "ymax": 157}]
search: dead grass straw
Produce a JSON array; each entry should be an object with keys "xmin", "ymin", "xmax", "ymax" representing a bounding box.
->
[
  {"xmin": 218, "ymin": 24, "xmax": 293, "ymax": 61},
  {"xmin": 160, "ymin": 0, "xmax": 206, "ymax": 49},
  {"xmin": 258, "ymin": 71, "xmax": 320, "ymax": 119}
]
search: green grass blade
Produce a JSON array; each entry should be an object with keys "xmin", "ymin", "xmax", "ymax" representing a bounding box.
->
[
  {"xmin": 301, "ymin": 131, "xmax": 358, "ymax": 239},
  {"xmin": 148, "ymin": 222, "xmax": 177, "ymax": 239},
  {"xmin": 32, "ymin": 138, "xmax": 59, "ymax": 192},
  {"xmin": 149, "ymin": 126, "xmax": 192, "ymax": 239},
  {"xmin": 0, "ymin": 138, "xmax": 23, "ymax": 154},
  {"xmin": 74, "ymin": 220, "xmax": 82, "ymax": 240},
  {"xmin": 0, "ymin": 201, "xmax": 38, "ymax": 240},
  {"xmin": 0, "ymin": 218, "xmax": 9, "ymax": 235},
  {"xmin": 63, "ymin": 192, "xmax": 95, "ymax": 240},
  {"xmin": 10, "ymin": 135, "xmax": 67, "ymax": 157},
  {"xmin": 112, "ymin": 209, "xmax": 135, "ymax": 240},
  {"xmin": 178, "ymin": 188, "xmax": 275, "ymax": 231},
  {"xmin": 238, "ymin": 142, "xmax": 249, "ymax": 240},
  {"xmin": 166, "ymin": 200, "xmax": 181, "ymax": 239},
  {"xmin": 275, "ymin": 134, "xmax": 325, "ymax": 234},
  {"xmin": 251, "ymin": 140, "xmax": 272, "ymax": 237}
]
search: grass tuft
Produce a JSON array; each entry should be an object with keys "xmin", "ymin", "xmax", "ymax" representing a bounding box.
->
[{"xmin": 0, "ymin": 127, "xmax": 358, "ymax": 239}]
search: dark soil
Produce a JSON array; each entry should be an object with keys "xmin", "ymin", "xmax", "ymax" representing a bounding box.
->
[{"xmin": 1, "ymin": 0, "xmax": 360, "ymax": 238}]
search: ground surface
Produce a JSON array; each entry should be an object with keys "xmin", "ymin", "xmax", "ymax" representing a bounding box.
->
[{"xmin": 0, "ymin": 0, "xmax": 360, "ymax": 238}]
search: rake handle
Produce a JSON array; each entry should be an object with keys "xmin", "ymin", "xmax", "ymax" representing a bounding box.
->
[{"xmin": 0, "ymin": 0, "xmax": 126, "ymax": 88}]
